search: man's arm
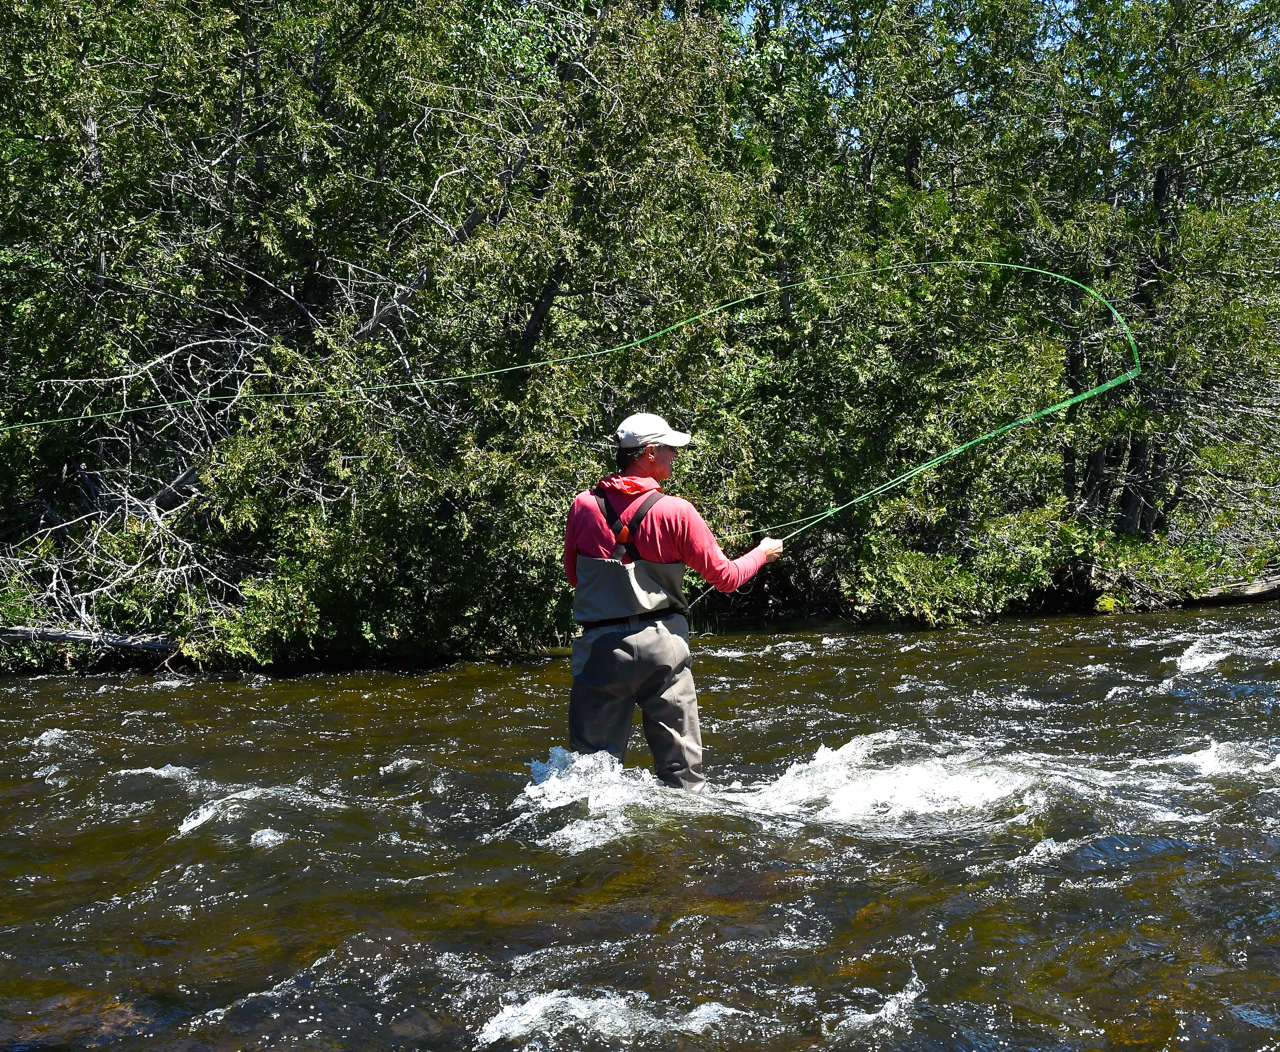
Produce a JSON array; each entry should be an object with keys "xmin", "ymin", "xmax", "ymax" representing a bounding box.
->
[
  {"xmin": 563, "ymin": 503, "xmax": 580, "ymax": 587},
  {"xmin": 677, "ymin": 502, "xmax": 782, "ymax": 592}
]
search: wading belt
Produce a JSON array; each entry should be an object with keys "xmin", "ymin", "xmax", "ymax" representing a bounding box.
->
[{"xmin": 579, "ymin": 489, "xmax": 677, "ymax": 631}]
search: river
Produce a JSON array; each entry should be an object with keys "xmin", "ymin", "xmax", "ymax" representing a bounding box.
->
[{"xmin": 2, "ymin": 605, "xmax": 1279, "ymax": 1049}]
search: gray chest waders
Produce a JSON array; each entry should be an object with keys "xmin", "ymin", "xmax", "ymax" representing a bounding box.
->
[
  {"xmin": 568, "ymin": 491, "xmax": 706, "ymax": 793},
  {"xmin": 572, "ymin": 489, "xmax": 689, "ymax": 629},
  {"xmin": 568, "ymin": 489, "xmax": 703, "ymax": 790}
]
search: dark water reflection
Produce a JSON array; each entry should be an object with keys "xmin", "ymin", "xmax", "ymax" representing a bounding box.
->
[{"xmin": 3, "ymin": 606, "xmax": 1279, "ymax": 1050}]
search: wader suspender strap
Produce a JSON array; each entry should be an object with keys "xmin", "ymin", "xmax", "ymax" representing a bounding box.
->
[{"xmin": 592, "ymin": 489, "xmax": 665, "ymax": 561}]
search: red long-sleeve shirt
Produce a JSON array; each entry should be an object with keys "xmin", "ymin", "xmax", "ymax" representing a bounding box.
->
[{"xmin": 563, "ymin": 474, "xmax": 767, "ymax": 592}]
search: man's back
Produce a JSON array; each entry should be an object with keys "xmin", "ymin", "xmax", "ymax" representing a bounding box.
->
[{"xmin": 564, "ymin": 475, "xmax": 767, "ymax": 593}]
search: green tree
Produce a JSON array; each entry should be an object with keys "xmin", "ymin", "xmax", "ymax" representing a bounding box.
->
[{"xmin": 1, "ymin": 0, "xmax": 1276, "ymax": 666}]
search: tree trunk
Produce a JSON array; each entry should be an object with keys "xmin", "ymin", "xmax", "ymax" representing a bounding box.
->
[
  {"xmin": 520, "ymin": 258, "xmax": 569, "ymax": 360},
  {"xmin": 1140, "ymin": 449, "xmax": 1167, "ymax": 536},
  {"xmin": 80, "ymin": 114, "xmax": 102, "ymax": 186},
  {"xmin": 1113, "ymin": 435, "xmax": 1152, "ymax": 536},
  {"xmin": 0, "ymin": 627, "xmax": 175, "ymax": 652},
  {"xmin": 1077, "ymin": 438, "xmax": 1127, "ymax": 521},
  {"xmin": 1063, "ymin": 285, "xmax": 1085, "ymax": 510},
  {"xmin": 1194, "ymin": 576, "xmax": 1280, "ymax": 605},
  {"xmin": 903, "ymin": 133, "xmax": 922, "ymax": 191}
]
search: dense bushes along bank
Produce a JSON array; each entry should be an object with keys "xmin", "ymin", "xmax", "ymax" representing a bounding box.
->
[{"xmin": 2, "ymin": 0, "xmax": 1277, "ymax": 671}]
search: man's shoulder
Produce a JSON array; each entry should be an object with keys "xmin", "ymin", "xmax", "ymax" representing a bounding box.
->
[{"xmin": 652, "ymin": 494, "xmax": 700, "ymax": 520}]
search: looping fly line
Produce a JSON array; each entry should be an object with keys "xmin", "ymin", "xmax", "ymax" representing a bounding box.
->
[
  {"xmin": 2, "ymin": 260, "xmax": 1140, "ymax": 543},
  {"xmin": 743, "ymin": 261, "xmax": 1140, "ymax": 542}
]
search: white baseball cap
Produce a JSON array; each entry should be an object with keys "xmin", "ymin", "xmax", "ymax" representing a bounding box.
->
[{"xmin": 614, "ymin": 412, "xmax": 692, "ymax": 449}]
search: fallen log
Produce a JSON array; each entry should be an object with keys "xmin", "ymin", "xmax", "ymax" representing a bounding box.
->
[
  {"xmin": 1192, "ymin": 575, "xmax": 1280, "ymax": 606},
  {"xmin": 0, "ymin": 627, "xmax": 176, "ymax": 652}
]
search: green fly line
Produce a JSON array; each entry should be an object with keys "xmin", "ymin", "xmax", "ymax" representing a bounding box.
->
[
  {"xmin": 743, "ymin": 261, "xmax": 1141, "ymax": 543},
  {"xmin": 1, "ymin": 260, "xmax": 1140, "ymax": 543}
]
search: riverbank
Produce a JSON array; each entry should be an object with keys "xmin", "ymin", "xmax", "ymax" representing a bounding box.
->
[{"xmin": 3, "ymin": 556, "xmax": 1275, "ymax": 677}]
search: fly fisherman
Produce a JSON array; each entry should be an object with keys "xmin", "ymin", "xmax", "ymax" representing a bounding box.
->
[{"xmin": 563, "ymin": 413, "xmax": 783, "ymax": 791}]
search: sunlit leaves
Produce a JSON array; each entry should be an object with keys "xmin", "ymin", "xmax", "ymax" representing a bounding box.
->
[{"xmin": 0, "ymin": 0, "xmax": 1277, "ymax": 666}]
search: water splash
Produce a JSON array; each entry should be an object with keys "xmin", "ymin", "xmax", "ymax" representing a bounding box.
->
[
  {"xmin": 249, "ymin": 828, "xmax": 289, "ymax": 849},
  {"xmin": 1172, "ymin": 639, "xmax": 1233, "ymax": 675},
  {"xmin": 114, "ymin": 764, "xmax": 194, "ymax": 781},
  {"xmin": 477, "ymin": 990, "xmax": 753, "ymax": 1046},
  {"xmin": 836, "ymin": 971, "xmax": 925, "ymax": 1032}
]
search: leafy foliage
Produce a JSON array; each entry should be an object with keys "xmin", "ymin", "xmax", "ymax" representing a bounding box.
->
[{"xmin": 1, "ymin": 0, "xmax": 1277, "ymax": 669}]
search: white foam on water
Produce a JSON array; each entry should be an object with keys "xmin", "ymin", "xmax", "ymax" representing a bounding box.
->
[
  {"xmin": 477, "ymin": 990, "xmax": 751, "ymax": 1046},
  {"xmin": 379, "ymin": 757, "xmax": 423, "ymax": 777},
  {"xmin": 721, "ymin": 930, "xmax": 827, "ymax": 955},
  {"xmin": 1173, "ymin": 740, "xmax": 1267, "ymax": 777},
  {"xmin": 975, "ymin": 836, "xmax": 1087, "ymax": 876},
  {"xmin": 1138, "ymin": 739, "xmax": 1279, "ymax": 778},
  {"xmin": 249, "ymin": 828, "xmax": 288, "ymax": 849},
  {"xmin": 1131, "ymin": 623, "xmax": 1280, "ymax": 673},
  {"xmin": 115, "ymin": 764, "xmax": 194, "ymax": 781},
  {"xmin": 1028, "ymin": 736, "xmax": 1280, "ymax": 827},
  {"xmin": 824, "ymin": 759, "xmax": 1028, "ymax": 826},
  {"xmin": 525, "ymin": 747, "xmax": 666, "ymax": 812},
  {"xmin": 514, "ymin": 747, "xmax": 699, "ymax": 853},
  {"xmin": 1023, "ymin": 837, "xmax": 1080, "ymax": 862},
  {"xmin": 836, "ymin": 972, "xmax": 924, "ymax": 1031},
  {"xmin": 683, "ymin": 1002, "xmax": 747, "ymax": 1032},
  {"xmin": 477, "ymin": 991, "xmax": 657, "ymax": 1045},
  {"xmin": 518, "ymin": 736, "xmax": 1040, "ymax": 851},
  {"xmin": 1172, "ymin": 639, "xmax": 1233, "ymax": 675},
  {"xmin": 517, "ymin": 726, "xmax": 1280, "ymax": 855},
  {"xmin": 32, "ymin": 763, "xmax": 71, "ymax": 787},
  {"xmin": 726, "ymin": 733, "xmax": 900, "ymax": 815},
  {"xmin": 760, "ymin": 640, "xmax": 815, "ymax": 661},
  {"xmin": 1003, "ymin": 690, "xmax": 1047, "ymax": 711},
  {"xmin": 180, "ymin": 788, "xmax": 268, "ymax": 833},
  {"xmin": 26, "ymin": 728, "xmax": 75, "ymax": 755},
  {"xmin": 723, "ymin": 732, "xmax": 1033, "ymax": 831},
  {"xmin": 179, "ymin": 785, "xmax": 345, "ymax": 835},
  {"xmin": 540, "ymin": 813, "xmax": 633, "ymax": 853}
]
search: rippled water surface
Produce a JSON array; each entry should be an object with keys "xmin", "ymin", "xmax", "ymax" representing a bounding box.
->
[{"xmin": 4, "ymin": 606, "xmax": 1280, "ymax": 1050}]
